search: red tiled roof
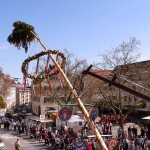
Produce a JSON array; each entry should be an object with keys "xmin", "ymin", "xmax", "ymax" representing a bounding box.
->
[
  {"xmin": 90, "ymin": 69, "xmax": 111, "ymax": 76},
  {"xmin": 84, "ymin": 69, "xmax": 112, "ymax": 84}
]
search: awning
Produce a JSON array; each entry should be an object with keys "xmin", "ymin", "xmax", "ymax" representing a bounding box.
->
[
  {"xmin": 138, "ymin": 107, "xmax": 150, "ymax": 112},
  {"xmin": 142, "ymin": 116, "xmax": 150, "ymax": 120},
  {"xmin": 38, "ymin": 119, "xmax": 53, "ymax": 123},
  {"xmin": 26, "ymin": 115, "xmax": 53, "ymax": 122}
]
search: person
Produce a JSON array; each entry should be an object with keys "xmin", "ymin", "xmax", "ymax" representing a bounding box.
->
[
  {"xmin": 44, "ymin": 132, "xmax": 49, "ymax": 145},
  {"xmin": 64, "ymin": 125, "xmax": 68, "ymax": 134},
  {"xmin": 134, "ymin": 126, "xmax": 137, "ymax": 138},
  {"xmin": 129, "ymin": 140, "xmax": 135, "ymax": 150},
  {"xmin": 123, "ymin": 131, "xmax": 128, "ymax": 139},
  {"xmin": 0, "ymin": 119, "xmax": 2, "ymax": 128},
  {"xmin": 131, "ymin": 126, "xmax": 135, "ymax": 138},
  {"xmin": 128, "ymin": 126, "xmax": 131, "ymax": 139},
  {"xmin": 109, "ymin": 122, "xmax": 113, "ymax": 134},
  {"xmin": 60, "ymin": 124, "xmax": 64, "ymax": 135},
  {"xmin": 60, "ymin": 138, "xmax": 65, "ymax": 149},
  {"xmin": 15, "ymin": 139, "xmax": 20, "ymax": 150},
  {"xmin": 139, "ymin": 136, "xmax": 144, "ymax": 149},
  {"xmin": 13, "ymin": 121, "xmax": 17, "ymax": 131},
  {"xmin": 141, "ymin": 126, "xmax": 145, "ymax": 137},
  {"xmin": 122, "ymin": 138, "xmax": 129, "ymax": 150},
  {"xmin": 144, "ymin": 126, "xmax": 148, "ymax": 137},
  {"xmin": 55, "ymin": 136, "xmax": 60, "ymax": 149},
  {"xmin": 117, "ymin": 126, "xmax": 123, "ymax": 139}
]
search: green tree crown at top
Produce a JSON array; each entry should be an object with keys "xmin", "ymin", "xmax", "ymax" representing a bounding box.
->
[{"xmin": 8, "ymin": 21, "xmax": 37, "ymax": 53}]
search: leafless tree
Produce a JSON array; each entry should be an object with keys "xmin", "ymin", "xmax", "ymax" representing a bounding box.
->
[
  {"xmin": 44, "ymin": 49, "xmax": 99, "ymax": 111},
  {"xmin": 98, "ymin": 37, "xmax": 140, "ymax": 70},
  {"xmin": 0, "ymin": 67, "xmax": 13, "ymax": 103},
  {"xmin": 97, "ymin": 37, "xmax": 143, "ymax": 129}
]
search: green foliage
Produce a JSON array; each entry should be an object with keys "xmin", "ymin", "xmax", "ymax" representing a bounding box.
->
[
  {"xmin": 8, "ymin": 21, "xmax": 37, "ymax": 53},
  {"xmin": 0, "ymin": 96, "xmax": 6, "ymax": 109}
]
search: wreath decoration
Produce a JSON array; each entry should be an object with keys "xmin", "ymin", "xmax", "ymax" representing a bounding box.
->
[{"xmin": 21, "ymin": 50, "xmax": 66, "ymax": 81}]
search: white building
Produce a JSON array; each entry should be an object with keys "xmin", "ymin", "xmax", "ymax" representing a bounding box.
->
[
  {"xmin": 6, "ymin": 86, "xmax": 16, "ymax": 108},
  {"xmin": 6, "ymin": 83, "xmax": 31, "ymax": 108}
]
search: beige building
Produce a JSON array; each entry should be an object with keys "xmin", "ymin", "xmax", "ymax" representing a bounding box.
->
[
  {"xmin": 31, "ymin": 60, "xmax": 150, "ymax": 116},
  {"xmin": 31, "ymin": 70, "xmax": 111, "ymax": 116},
  {"xmin": 31, "ymin": 79, "xmax": 60, "ymax": 116}
]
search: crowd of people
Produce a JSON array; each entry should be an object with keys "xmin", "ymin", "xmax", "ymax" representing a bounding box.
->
[
  {"xmin": 0, "ymin": 116, "xmax": 106, "ymax": 149},
  {"xmin": 117, "ymin": 125, "xmax": 150, "ymax": 150},
  {"xmin": 28, "ymin": 123, "xmax": 102, "ymax": 150},
  {"xmin": 0, "ymin": 114, "xmax": 150, "ymax": 149}
]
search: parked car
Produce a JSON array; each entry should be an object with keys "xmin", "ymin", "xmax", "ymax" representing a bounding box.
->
[{"xmin": 0, "ymin": 139, "xmax": 5, "ymax": 150}]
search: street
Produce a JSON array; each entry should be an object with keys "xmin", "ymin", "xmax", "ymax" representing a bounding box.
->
[
  {"xmin": 0, "ymin": 129, "xmax": 53, "ymax": 150},
  {"xmin": 0, "ymin": 122, "xmax": 141, "ymax": 150}
]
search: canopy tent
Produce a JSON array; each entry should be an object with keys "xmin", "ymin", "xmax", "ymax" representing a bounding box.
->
[
  {"xmin": 25, "ymin": 115, "xmax": 53, "ymax": 124},
  {"xmin": 138, "ymin": 108, "xmax": 150, "ymax": 112},
  {"xmin": 56, "ymin": 115, "xmax": 85, "ymax": 132},
  {"xmin": 142, "ymin": 116, "xmax": 150, "ymax": 120}
]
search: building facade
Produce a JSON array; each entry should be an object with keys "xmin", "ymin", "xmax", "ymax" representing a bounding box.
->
[
  {"xmin": 6, "ymin": 86, "xmax": 16, "ymax": 108},
  {"xmin": 6, "ymin": 83, "xmax": 31, "ymax": 108},
  {"xmin": 31, "ymin": 79, "xmax": 59, "ymax": 116},
  {"xmin": 113, "ymin": 60, "xmax": 150, "ymax": 108},
  {"xmin": 31, "ymin": 60, "xmax": 150, "ymax": 116}
]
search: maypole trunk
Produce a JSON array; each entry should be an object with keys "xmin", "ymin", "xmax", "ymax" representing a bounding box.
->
[{"xmin": 30, "ymin": 31, "xmax": 108, "ymax": 150}]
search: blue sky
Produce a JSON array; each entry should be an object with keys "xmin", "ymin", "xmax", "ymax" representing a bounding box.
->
[{"xmin": 0, "ymin": 0, "xmax": 150, "ymax": 80}]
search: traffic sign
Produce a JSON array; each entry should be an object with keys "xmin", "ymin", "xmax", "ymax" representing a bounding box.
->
[
  {"xmin": 89, "ymin": 107, "xmax": 99, "ymax": 121},
  {"xmin": 58, "ymin": 108, "xmax": 72, "ymax": 121}
]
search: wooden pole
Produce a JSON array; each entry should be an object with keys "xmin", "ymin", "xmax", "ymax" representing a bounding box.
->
[{"xmin": 30, "ymin": 31, "xmax": 108, "ymax": 150}]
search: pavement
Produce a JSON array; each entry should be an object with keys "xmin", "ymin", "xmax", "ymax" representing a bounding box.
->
[
  {"xmin": 0, "ymin": 128, "xmax": 53, "ymax": 150},
  {"xmin": 0, "ymin": 122, "xmax": 141, "ymax": 150}
]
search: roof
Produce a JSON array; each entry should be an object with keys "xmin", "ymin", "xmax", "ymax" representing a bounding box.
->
[
  {"xmin": 90, "ymin": 69, "xmax": 112, "ymax": 76},
  {"xmin": 57, "ymin": 115, "xmax": 84, "ymax": 122},
  {"xmin": 83, "ymin": 69, "xmax": 112, "ymax": 84},
  {"xmin": 26, "ymin": 115, "xmax": 53, "ymax": 122}
]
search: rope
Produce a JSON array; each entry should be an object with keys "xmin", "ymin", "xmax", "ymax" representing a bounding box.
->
[
  {"xmin": 39, "ymin": 80, "xmax": 43, "ymax": 95},
  {"xmin": 45, "ymin": 53, "xmax": 50, "ymax": 73},
  {"xmin": 35, "ymin": 57, "xmax": 40, "ymax": 75}
]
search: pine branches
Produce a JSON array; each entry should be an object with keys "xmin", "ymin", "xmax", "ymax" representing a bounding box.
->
[{"xmin": 8, "ymin": 21, "xmax": 37, "ymax": 53}]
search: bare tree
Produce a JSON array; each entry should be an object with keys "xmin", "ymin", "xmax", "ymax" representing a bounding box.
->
[
  {"xmin": 43, "ymin": 49, "xmax": 101, "ymax": 111},
  {"xmin": 99, "ymin": 37, "xmax": 140, "ymax": 70},
  {"xmin": 45, "ymin": 49, "xmax": 88, "ymax": 106},
  {"xmin": 0, "ymin": 67, "xmax": 13, "ymax": 103},
  {"xmin": 97, "ymin": 37, "xmax": 142, "ymax": 129}
]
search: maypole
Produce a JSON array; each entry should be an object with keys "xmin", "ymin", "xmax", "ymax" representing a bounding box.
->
[
  {"xmin": 7, "ymin": 22, "xmax": 108, "ymax": 150},
  {"xmin": 30, "ymin": 32, "xmax": 108, "ymax": 150}
]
